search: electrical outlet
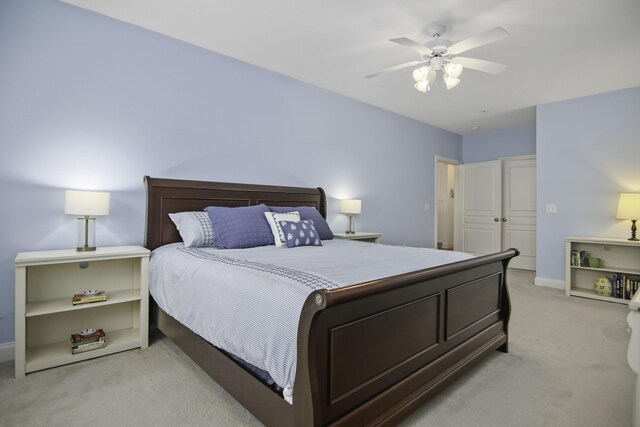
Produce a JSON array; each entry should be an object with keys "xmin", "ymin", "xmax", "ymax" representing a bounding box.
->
[{"xmin": 545, "ymin": 204, "xmax": 557, "ymax": 214}]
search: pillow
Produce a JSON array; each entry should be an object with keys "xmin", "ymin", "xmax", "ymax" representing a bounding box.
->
[
  {"xmin": 168, "ymin": 211, "xmax": 215, "ymax": 247},
  {"xmin": 264, "ymin": 211, "xmax": 301, "ymax": 247},
  {"xmin": 278, "ymin": 220, "xmax": 322, "ymax": 248},
  {"xmin": 269, "ymin": 206, "xmax": 334, "ymax": 240},
  {"xmin": 204, "ymin": 204, "xmax": 274, "ymax": 249}
]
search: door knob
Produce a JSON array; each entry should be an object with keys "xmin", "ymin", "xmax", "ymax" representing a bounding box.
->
[
  {"xmin": 494, "ymin": 218, "xmax": 499, "ymax": 222},
  {"xmin": 501, "ymin": 217, "xmax": 507, "ymax": 222}
]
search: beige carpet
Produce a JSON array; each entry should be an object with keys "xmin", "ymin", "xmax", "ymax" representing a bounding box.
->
[{"xmin": 0, "ymin": 270, "xmax": 633, "ymax": 426}]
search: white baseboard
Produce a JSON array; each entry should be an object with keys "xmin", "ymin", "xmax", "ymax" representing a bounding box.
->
[
  {"xmin": 535, "ymin": 276, "xmax": 565, "ymax": 290},
  {"xmin": 0, "ymin": 341, "xmax": 14, "ymax": 363}
]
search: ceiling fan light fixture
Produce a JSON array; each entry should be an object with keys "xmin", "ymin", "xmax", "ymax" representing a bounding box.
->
[
  {"xmin": 444, "ymin": 62, "xmax": 463, "ymax": 79},
  {"xmin": 367, "ymin": 25, "xmax": 509, "ymax": 96},
  {"xmin": 444, "ymin": 75, "xmax": 460, "ymax": 90},
  {"xmin": 412, "ymin": 66, "xmax": 430, "ymax": 82},
  {"xmin": 414, "ymin": 80, "xmax": 430, "ymax": 92}
]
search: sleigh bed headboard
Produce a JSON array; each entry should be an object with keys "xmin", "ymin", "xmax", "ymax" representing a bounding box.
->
[{"xmin": 143, "ymin": 176, "xmax": 327, "ymax": 251}]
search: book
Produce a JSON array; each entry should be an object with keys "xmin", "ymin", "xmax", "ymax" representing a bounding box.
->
[
  {"xmin": 70, "ymin": 328, "xmax": 106, "ymax": 346},
  {"xmin": 71, "ymin": 339, "xmax": 106, "ymax": 354},
  {"xmin": 73, "ymin": 338, "xmax": 105, "ymax": 349},
  {"xmin": 571, "ymin": 250, "xmax": 580, "ymax": 266},
  {"xmin": 72, "ymin": 291, "xmax": 107, "ymax": 305},
  {"xmin": 579, "ymin": 251, "xmax": 589, "ymax": 267}
]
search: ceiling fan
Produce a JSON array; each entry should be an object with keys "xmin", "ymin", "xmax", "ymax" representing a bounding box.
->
[{"xmin": 366, "ymin": 24, "xmax": 510, "ymax": 92}]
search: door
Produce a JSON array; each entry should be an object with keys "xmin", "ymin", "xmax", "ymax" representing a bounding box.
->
[
  {"xmin": 502, "ymin": 158, "xmax": 536, "ymax": 270},
  {"xmin": 454, "ymin": 157, "xmax": 537, "ymax": 270},
  {"xmin": 454, "ymin": 160, "xmax": 502, "ymax": 254}
]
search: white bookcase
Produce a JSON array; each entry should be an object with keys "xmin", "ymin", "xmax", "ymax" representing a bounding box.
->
[
  {"xmin": 566, "ymin": 236, "xmax": 640, "ymax": 304},
  {"xmin": 14, "ymin": 246, "xmax": 150, "ymax": 378}
]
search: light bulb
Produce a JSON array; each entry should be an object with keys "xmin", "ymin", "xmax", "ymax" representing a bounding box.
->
[
  {"xmin": 444, "ymin": 75, "xmax": 460, "ymax": 90},
  {"xmin": 444, "ymin": 62, "xmax": 463, "ymax": 79},
  {"xmin": 414, "ymin": 80, "xmax": 429, "ymax": 92},
  {"xmin": 412, "ymin": 66, "xmax": 430, "ymax": 82}
]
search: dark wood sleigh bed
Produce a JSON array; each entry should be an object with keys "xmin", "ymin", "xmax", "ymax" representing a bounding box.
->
[{"xmin": 144, "ymin": 176, "xmax": 519, "ymax": 426}]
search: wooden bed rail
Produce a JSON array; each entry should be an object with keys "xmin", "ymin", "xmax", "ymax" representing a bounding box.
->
[{"xmin": 316, "ymin": 248, "xmax": 520, "ymax": 308}]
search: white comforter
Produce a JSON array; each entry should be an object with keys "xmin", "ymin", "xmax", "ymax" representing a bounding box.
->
[{"xmin": 149, "ymin": 239, "xmax": 472, "ymax": 401}]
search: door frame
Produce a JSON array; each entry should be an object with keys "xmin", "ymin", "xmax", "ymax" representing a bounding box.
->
[{"xmin": 434, "ymin": 155, "xmax": 460, "ymax": 249}]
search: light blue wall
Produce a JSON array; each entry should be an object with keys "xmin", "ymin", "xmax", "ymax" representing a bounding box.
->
[
  {"xmin": 536, "ymin": 87, "xmax": 640, "ymax": 282},
  {"xmin": 462, "ymin": 125, "xmax": 536, "ymax": 163},
  {"xmin": 0, "ymin": 0, "xmax": 462, "ymax": 344}
]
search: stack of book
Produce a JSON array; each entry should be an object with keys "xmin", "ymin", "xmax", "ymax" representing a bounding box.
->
[
  {"xmin": 70, "ymin": 329, "xmax": 106, "ymax": 354},
  {"xmin": 570, "ymin": 250, "xmax": 589, "ymax": 267},
  {"xmin": 72, "ymin": 291, "xmax": 107, "ymax": 305}
]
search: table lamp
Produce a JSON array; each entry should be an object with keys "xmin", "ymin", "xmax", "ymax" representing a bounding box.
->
[
  {"xmin": 340, "ymin": 199, "xmax": 361, "ymax": 234},
  {"xmin": 64, "ymin": 190, "xmax": 110, "ymax": 251},
  {"xmin": 617, "ymin": 193, "xmax": 640, "ymax": 241}
]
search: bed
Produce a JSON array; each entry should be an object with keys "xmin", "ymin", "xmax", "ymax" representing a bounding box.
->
[{"xmin": 144, "ymin": 176, "xmax": 519, "ymax": 426}]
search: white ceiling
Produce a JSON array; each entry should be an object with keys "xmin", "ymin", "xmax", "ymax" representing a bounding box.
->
[{"xmin": 61, "ymin": 0, "xmax": 640, "ymax": 135}]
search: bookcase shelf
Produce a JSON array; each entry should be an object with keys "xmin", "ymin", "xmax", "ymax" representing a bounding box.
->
[
  {"xmin": 26, "ymin": 327, "xmax": 140, "ymax": 373},
  {"xmin": 15, "ymin": 246, "xmax": 150, "ymax": 378},
  {"xmin": 26, "ymin": 289, "xmax": 142, "ymax": 317},
  {"xmin": 566, "ymin": 236, "xmax": 640, "ymax": 305}
]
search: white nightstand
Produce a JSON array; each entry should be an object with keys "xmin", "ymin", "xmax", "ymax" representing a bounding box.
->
[
  {"xmin": 333, "ymin": 232, "xmax": 382, "ymax": 244},
  {"xmin": 14, "ymin": 246, "xmax": 150, "ymax": 378}
]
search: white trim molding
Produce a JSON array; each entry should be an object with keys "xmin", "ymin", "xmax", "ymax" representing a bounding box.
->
[
  {"xmin": 535, "ymin": 276, "xmax": 565, "ymax": 290},
  {"xmin": 0, "ymin": 341, "xmax": 14, "ymax": 363}
]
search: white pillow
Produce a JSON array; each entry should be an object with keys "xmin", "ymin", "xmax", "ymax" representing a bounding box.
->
[
  {"xmin": 264, "ymin": 211, "xmax": 300, "ymax": 247},
  {"xmin": 168, "ymin": 211, "xmax": 215, "ymax": 247}
]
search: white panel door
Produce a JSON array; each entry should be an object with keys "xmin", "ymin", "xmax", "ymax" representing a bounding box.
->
[
  {"xmin": 454, "ymin": 161, "xmax": 502, "ymax": 254},
  {"xmin": 502, "ymin": 158, "xmax": 536, "ymax": 270}
]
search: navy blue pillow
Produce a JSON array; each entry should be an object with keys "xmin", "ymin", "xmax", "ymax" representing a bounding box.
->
[
  {"xmin": 204, "ymin": 204, "xmax": 274, "ymax": 249},
  {"xmin": 269, "ymin": 206, "xmax": 334, "ymax": 240},
  {"xmin": 278, "ymin": 220, "xmax": 322, "ymax": 248}
]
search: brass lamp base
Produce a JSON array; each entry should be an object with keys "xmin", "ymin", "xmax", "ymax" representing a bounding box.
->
[{"xmin": 76, "ymin": 216, "xmax": 97, "ymax": 251}]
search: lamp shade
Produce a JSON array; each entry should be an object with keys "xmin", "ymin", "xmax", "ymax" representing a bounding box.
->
[
  {"xmin": 340, "ymin": 199, "xmax": 362, "ymax": 215},
  {"xmin": 64, "ymin": 190, "xmax": 110, "ymax": 216},
  {"xmin": 616, "ymin": 193, "xmax": 640, "ymax": 220}
]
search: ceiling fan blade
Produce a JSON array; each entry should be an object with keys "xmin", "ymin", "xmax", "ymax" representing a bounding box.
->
[
  {"xmin": 452, "ymin": 57, "xmax": 507, "ymax": 75},
  {"xmin": 447, "ymin": 27, "xmax": 510, "ymax": 55},
  {"xmin": 389, "ymin": 37, "xmax": 433, "ymax": 57},
  {"xmin": 365, "ymin": 60, "xmax": 425, "ymax": 79}
]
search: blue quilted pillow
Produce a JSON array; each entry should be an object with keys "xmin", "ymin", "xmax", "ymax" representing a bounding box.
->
[
  {"xmin": 204, "ymin": 204, "xmax": 274, "ymax": 249},
  {"xmin": 278, "ymin": 220, "xmax": 322, "ymax": 248},
  {"xmin": 269, "ymin": 206, "xmax": 334, "ymax": 240}
]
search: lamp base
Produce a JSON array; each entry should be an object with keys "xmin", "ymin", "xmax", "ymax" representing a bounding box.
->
[
  {"xmin": 76, "ymin": 216, "xmax": 97, "ymax": 251},
  {"xmin": 345, "ymin": 215, "xmax": 356, "ymax": 234},
  {"xmin": 629, "ymin": 220, "xmax": 639, "ymax": 241}
]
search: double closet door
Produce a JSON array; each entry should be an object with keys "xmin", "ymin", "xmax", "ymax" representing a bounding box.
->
[{"xmin": 453, "ymin": 156, "xmax": 536, "ymax": 270}]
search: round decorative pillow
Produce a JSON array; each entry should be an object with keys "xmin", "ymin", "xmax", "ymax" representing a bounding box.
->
[{"xmin": 594, "ymin": 276, "xmax": 612, "ymax": 296}]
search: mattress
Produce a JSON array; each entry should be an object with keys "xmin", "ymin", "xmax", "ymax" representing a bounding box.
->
[{"xmin": 149, "ymin": 239, "xmax": 473, "ymax": 402}]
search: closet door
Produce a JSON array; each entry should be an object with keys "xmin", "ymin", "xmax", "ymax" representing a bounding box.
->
[
  {"xmin": 454, "ymin": 160, "xmax": 502, "ymax": 254},
  {"xmin": 502, "ymin": 158, "xmax": 536, "ymax": 270},
  {"xmin": 454, "ymin": 157, "xmax": 537, "ymax": 269}
]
